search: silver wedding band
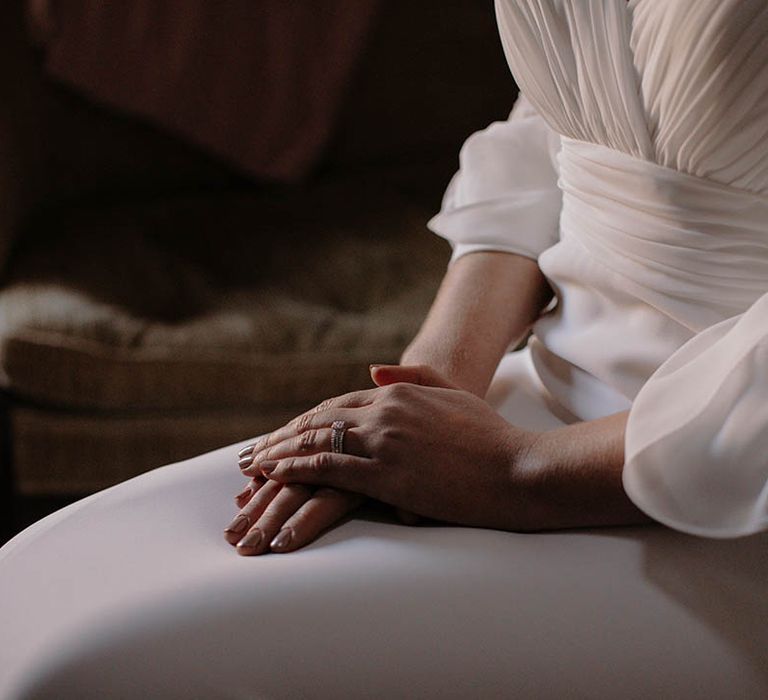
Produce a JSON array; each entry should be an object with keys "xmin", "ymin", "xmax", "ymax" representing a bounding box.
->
[{"xmin": 331, "ymin": 420, "xmax": 347, "ymax": 454}]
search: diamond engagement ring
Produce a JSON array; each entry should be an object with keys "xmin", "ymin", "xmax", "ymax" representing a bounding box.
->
[{"xmin": 331, "ymin": 420, "xmax": 347, "ymax": 454}]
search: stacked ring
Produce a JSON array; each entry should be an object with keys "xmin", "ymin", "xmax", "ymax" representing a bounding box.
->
[{"xmin": 331, "ymin": 420, "xmax": 347, "ymax": 454}]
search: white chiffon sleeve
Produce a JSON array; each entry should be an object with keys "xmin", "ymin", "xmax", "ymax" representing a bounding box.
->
[
  {"xmin": 427, "ymin": 94, "xmax": 562, "ymax": 264},
  {"xmin": 624, "ymin": 293, "xmax": 768, "ymax": 538}
]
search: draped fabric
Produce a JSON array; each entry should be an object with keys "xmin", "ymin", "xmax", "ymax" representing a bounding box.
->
[
  {"xmin": 427, "ymin": 94, "xmax": 563, "ymax": 263},
  {"xmin": 431, "ymin": 0, "xmax": 768, "ymax": 536}
]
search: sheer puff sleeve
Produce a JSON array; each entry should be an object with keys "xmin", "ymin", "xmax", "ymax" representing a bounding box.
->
[
  {"xmin": 624, "ymin": 293, "xmax": 768, "ymax": 538},
  {"xmin": 427, "ymin": 94, "xmax": 562, "ymax": 264}
]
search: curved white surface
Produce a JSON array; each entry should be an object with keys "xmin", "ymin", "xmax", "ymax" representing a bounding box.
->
[
  {"xmin": 1, "ymin": 351, "xmax": 767, "ymax": 699},
  {"xmin": 2, "ymin": 443, "xmax": 767, "ymax": 699}
]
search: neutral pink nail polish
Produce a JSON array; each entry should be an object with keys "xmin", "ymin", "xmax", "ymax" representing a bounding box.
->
[
  {"xmin": 260, "ymin": 460, "xmax": 278, "ymax": 475},
  {"xmin": 237, "ymin": 529, "xmax": 263, "ymax": 549},
  {"xmin": 270, "ymin": 529, "xmax": 293, "ymax": 551},
  {"xmin": 238, "ymin": 444, "xmax": 255, "ymax": 458},
  {"xmin": 224, "ymin": 514, "xmax": 249, "ymax": 535},
  {"xmin": 234, "ymin": 486, "xmax": 252, "ymax": 502}
]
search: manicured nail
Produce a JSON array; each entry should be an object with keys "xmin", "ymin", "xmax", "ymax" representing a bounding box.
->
[
  {"xmin": 270, "ymin": 528, "xmax": 293, "ymax": 552},
  {"xmin": 234, "ymin": 486, "xmax": 253, "ymax": 503},
  {"xmin": 260, "ymin": 460, "xmax": 278, "ymax": 475},
  {"xmin": 238, "ymin": 444, "xmax": 255, "ymax": 458},
  {"xmin": 237, "ymin": 529, "xmax": 263, "ymax": 550},
  {"xmin": 224, "ymin": 514, "xmax": 249, "ymax": 535},
  {"xmin": 238, "ymin": 456, "xmax": 254, "ymax": 469},
  {"xmin": 369, "ymin": 363, "xmax": 385, "ymax": 370}
]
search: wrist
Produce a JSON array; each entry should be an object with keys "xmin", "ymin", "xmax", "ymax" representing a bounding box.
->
[
  {"xmin": 400, "ymin": 344, "xmax": 475, "ymax": 393},
  {"xmin": 496, "ymin": 426, "xmax": 549, "ymax": 531},
  {"xmin": 508, "ymin": 412, "xmax": 653, "ymax": 530},
  {"xmin": 399, "ymin": 343, "xmax": 487, "ymax": 396}
]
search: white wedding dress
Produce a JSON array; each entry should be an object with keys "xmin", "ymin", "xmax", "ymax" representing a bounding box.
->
[{"xmin": 2, "ymin": 1, "xmax": 767, "ymax": 698}]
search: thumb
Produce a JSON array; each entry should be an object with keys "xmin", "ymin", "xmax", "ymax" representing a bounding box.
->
[{"xmin": 369, "ymin": 363, "xmax": 459, "ymax": 390}]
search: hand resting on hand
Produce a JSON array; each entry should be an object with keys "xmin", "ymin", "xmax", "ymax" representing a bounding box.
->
[{"xmin": 226, "ymin": 364, "xmax": 540, "ymax": 555}]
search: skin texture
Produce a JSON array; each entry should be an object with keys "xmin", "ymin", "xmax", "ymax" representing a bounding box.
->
[
  {"xmin": 225, "ymin": 251, "xmax": 652, "ymax": 555},
  {"xmin": 243, "ymin": 370, "xmax": 538, "ymax": 530}
]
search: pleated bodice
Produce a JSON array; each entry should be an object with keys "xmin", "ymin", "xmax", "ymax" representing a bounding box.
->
[{"xmin": 494, "ymin": 0, "xmax": 768, "ymax": 418}]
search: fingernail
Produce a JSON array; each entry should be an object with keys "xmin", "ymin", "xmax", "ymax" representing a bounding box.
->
[
  {"xmin": 270, "ymin": 528, "xmax": 294, "ymax": 552},
  {"xmin": 224, "ymin": 514, "xmax": 249, "ymax": 535},
  {"xmin": 238, "ymin": 444, "xmax": 255, "ymax": 458},
  {"xmin": 237, "ymin": 529, "xmax": 262, "ymax": 550},
  {"xmin": 234, "ymin": 486, "xmax": 252, "ymax": 502},
  {"xmin": 260, "ymin": 460, "xmax": 278, "ymax": 475},
  {"xmin": 369, "ymin": 363, "xmax": 384, "ymax": 370},
  {"xmin": 238, "ymin": 456, "xmax": 254, "ymax": 469}
]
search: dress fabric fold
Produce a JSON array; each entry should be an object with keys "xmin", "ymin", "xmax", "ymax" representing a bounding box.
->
[{"xmin": 427, "ymin": 94, "xmax": 563, "ymax": 264}]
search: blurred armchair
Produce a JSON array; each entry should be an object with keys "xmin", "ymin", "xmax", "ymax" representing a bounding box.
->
[{"xmin": 0, "ymin": 0, "xmax": 516, "ymax": 533}]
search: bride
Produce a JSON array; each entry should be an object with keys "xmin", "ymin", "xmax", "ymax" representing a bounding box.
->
[{"xmin": 2, "ymin": 1, "xmax": 767, "ymax": 698}]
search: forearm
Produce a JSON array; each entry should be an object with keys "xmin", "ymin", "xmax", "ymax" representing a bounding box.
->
[
  {"xmin": 519, "ymin": 411, "xmax": 655, "ymax": 530},
  {"xmin": 402, "ymin": 251, "xmax": 553, "ymax": 396}
]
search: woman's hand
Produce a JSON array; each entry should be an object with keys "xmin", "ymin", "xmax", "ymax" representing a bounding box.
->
[
  {"xmin": 225, "ymin": 367, "xmax": 427, "ymax": 556},
  {"xmin": 242, "ymin": 365, "xmax": 540, "ymax": 531},
  {"xmin": 224, "ymin": 469, "xmax": 365, "ymax": 555}
]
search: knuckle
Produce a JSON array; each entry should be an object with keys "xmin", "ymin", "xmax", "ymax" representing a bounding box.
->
[
  {"xmin": 376, "ymin": 432, "xmax": 400, "ymax": 460},
  {"xmin": 313, "ymin": 398, "xmax": 335, "ymax": 414},
  {"xmin": 374, "ymin": 422, "xmax": 403, "ymax": 462},
  {"xmin": 280, "ymin": 457, "xmax": 297, "ymax": 475},
  {"xmin": 376, "ymin": 401, "xmax": 401, "ymax": 424},
  {"xmin": 296, "ymin": 412, "xmax": 314, "ymax": 433},
  {"xmin": 386, "ymin": 382, "xmax": 408, "ymax": 399},
  {"xmin": 346, "ymin": 390, "xmax": 367, "ymax": 405},
  {"xmin": 368, "ymin": 427, "xmax": 389, "ymax": 452},
  {"xmin": 383, "ymin": 424, "xmax": 405, "ymax": 442},
  {"xmin": 255, "ymin": 435, "xmax": 272, "ymax": 452},
  {"xmin": 298, "ymin": 429, "xmax": 317, "ymax": 451},
  {"xmin": 310, "ymin": 452, "xmax": 333, "ymax": 472}
]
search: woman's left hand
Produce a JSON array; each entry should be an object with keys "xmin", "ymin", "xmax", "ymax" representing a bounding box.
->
[{"xmin": 242, "ymin": 365, "xmax": 540, "ymax": 531}]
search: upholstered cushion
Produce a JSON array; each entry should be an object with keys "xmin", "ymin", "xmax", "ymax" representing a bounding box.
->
[
  {"xmin": 0, "ymin": 180, "xmax": 448, "ymax": 493},
  {"xmin": 0, "ymin": 181, "xmax": 447, "ymax": 411},
  {"xmin": 10, "ymin": 406, "xmax": 299, "ymax": 495}
]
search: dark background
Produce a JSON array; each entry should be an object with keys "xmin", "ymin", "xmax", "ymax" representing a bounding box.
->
[{"xmin": 0, "ymin": 1, "xmax": 518, "ymax": 543}]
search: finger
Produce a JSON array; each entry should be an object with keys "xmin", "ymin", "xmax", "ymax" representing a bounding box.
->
[
  {"xmin": 224, "ymin": 478, "xmax": 282, "ymax": 545},
  {"xmin": 370, "ymin": 364, "xmax": 459, "ymax": 390},
  {"xmin": 237, "ymin": 443, "xmax": 258, "ymax": 469},
  {"xmin": 241, "ymin": 406, "xmax": 365, "ymax": 475},
  {"xmin": 243, "ymin": 426, "xmax": 369, "ymax": 477},
  {"xmin": 238, "ymin": 443, "xmax": 257, "ymax": 458},
  {"xmin": 234, "ymin": 476, "xmax": 265, "ymax": 509},
  {"xmin": 262, "ymin": 452, "xmax": 379, "ymax": 496},
  {"xmin": 270, "ymin": 488, "xmax": 366, "ymax": 553},
  {"xmin": 236, "ymin": 484, "xmax": 313, "ymax": 556}
]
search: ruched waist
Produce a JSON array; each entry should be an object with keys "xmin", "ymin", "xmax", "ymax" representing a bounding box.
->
[{"xmin": 556, "ymin": 138, "xmax": 768, "ymax": 330}]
